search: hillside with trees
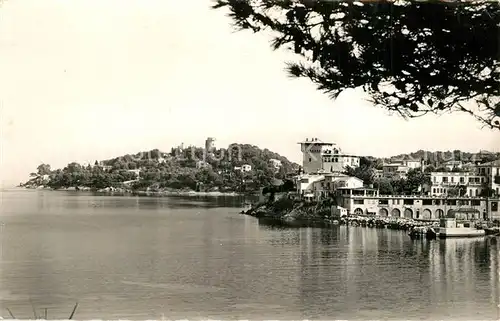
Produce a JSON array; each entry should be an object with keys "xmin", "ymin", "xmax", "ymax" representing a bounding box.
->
[{"xmin": 22, "ymin": 144, "xmax": 300, "ymax": 193}]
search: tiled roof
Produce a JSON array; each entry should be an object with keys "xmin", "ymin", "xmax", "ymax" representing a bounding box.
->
[{"xmin": 477, "ymin": 159, "xmax": 500, "ymax": 167}]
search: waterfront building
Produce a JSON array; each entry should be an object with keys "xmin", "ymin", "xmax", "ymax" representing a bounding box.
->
[
  {"xmin": 295, "ymin": 173, "xmax": 364, "ymax": 199},
  {"xmin": 335, "ymin": 189, "xmax": 500, "ymax": 221},
  {"xmin": 298, "ymin": 137, "xmax": 360, "ymax": 174}
]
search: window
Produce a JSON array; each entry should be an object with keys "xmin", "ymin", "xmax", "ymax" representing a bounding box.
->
[
  {"xmin": 433, "ymin": 177, "xmax": 437, "ymax": 182},
  {"xmin": 433, "ymin": 188, "xmax": 436, "ymax": 193},
  {"xmin": 472, "ymin": 200, "xmax": 481, "ymax": 206},
  {"xmin": 423, "ymin": 199, "xmax": 433, "ymax": 205},
  {"xmin": 309, "ymin": 158, "xmax": 312, "ymax": 162},
  {"xmin": 443, "ymin": 177, "xmax": 448, "ymax": 183},
  {"xmin": 403, "ymin": 199, "xmax": 414, "ymax": 205},
  {"xmin": 354, "ymin": 199, "xmax": 364, "ymax": 205},
  {"xmin": 379, "ymin": 199, "xmax": 389, "ymax": 205},
  {"xmin": 451, "ymin": 177, "xmax": 454, "ymax": 183},
  {"xmin": 460, "ymin": 177, "xmax": 464, "ymax": 184},
  {"xmin": 492, "ymin": 202, "xmax": 498, "ymax": 212}
]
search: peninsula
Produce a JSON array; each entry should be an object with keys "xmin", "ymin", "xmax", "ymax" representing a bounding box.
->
[{"xmin": 21, "ymin": 138, "xmax": 299, "ymax": 195}]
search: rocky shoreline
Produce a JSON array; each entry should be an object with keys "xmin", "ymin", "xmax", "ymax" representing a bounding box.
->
[{"xmin": 241, "ymin": 197, "xmax": 500, "ymax": 235}]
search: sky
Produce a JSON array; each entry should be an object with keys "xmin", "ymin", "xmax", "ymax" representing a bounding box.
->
[{"xmin": 0, "ymin": 0, "xmax": 498, "ymax": 187}]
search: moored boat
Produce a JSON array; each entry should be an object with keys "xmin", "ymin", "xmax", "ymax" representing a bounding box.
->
[
  {"xmin": 484, "ymin": 227, "xmax": 500, "ymax": 236},
  {"xmin": 434, "ymin": 215, "xmax": 485, "ymax": 238}
]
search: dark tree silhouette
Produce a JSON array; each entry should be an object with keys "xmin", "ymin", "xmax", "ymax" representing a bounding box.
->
[{"xmin": 212, "ymin": 0, "xmax": 500, "ymax": 129}]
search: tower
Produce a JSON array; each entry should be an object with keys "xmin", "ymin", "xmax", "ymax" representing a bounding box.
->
[{"xmin": 205, "ymin": 137, "xmax": 216, "ymax": 153}]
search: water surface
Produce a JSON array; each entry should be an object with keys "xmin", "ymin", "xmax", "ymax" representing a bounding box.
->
[{"xmin": 1, "ymin": 189, "xmax": 498, "ymax": 320}]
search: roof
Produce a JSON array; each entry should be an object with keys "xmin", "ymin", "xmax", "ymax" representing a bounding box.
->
[
  {"xmin": 476, "ymin": 159, "xmax": 500, "ymax": 167},
  {"xmin": 323, "ymin": 173, "xmax": 348, "ymax": 177},
  {"xmin": 392, "ymin": 155, "xmax": 419, "ymax": 162},
  {"xmin": 337, "ymin": 187, "xmax": 377, "ymax": 190}
]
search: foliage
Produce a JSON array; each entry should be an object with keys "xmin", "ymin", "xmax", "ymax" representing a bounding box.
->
[
  {"xmin": 405, "ymin": 168, "xmax": 430, "ymax": 193},
  {"xmin": 37, "ymin": 164, "xmax": 51, "ymax": 176},
  {"xmin": 270, "ymin": 197, "xmax": 295, "ymax": 212},
  {"xmin": 373, "ymin": 179, "xmax": 394, "ymax": 195},
  {"xmin": 213, "ymin": 0, "xmax": 500, "ymax": 129},
  {"xmin": 344, "ymin": 157, "xmax": 375, "ymax": 186},
  {"xmin": 23, "ymin": 145, "xmax": 299, "ymax": 192},
  {"xmin": 448, "ymin": 185, "xmax": 467, "ymax": 197}
]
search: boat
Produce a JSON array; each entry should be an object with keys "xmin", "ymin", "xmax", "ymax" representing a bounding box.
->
[
  {"xmin": 240, "ymin": 202, "xmax": 253, "ymax": 214},
  {"xmin": 484, "ymin": 227, "xmax": 500, "ymax": 236},
  {"xmin": 434, "ymin": 215, "xmax": 485, "ymax": 238}
]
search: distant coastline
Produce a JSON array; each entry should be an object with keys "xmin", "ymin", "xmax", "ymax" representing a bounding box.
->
[{"xmin": 19, "ymin": 185, "xmax": 251, "ymax": 197}]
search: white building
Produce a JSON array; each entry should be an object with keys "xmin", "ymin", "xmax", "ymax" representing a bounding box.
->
[
  {"xmin": 295, "ymin": 173, "xmax": 364, "ymax": 199},
  {"xmin": 269, "ymin": 159, "xmax": 282, "ymax": 170},
  {"xmin": 382, "ymin": 164, "xmax": 410, "ymax": 179},
  {"xmin": 127, "ymin": 169, "xmax": 141, "ymax": 177},
  {"xmin": 298, "ymin": 138, "xmax": 360, "ymax": 174},
  {"xmin": 390, "ymin": 156, "xmax": 423, "ymax": 169},
  {"xmin": 429, "ymin": 171, "xmax": 485, "ymax": 197},
  {"xmin": 426, "ymin": 159, "xmax": 500, "ymax": 197},
  {"xmin": 442, "ymin": 160, "xmax": 463, "ymax": 171},
  {"xmin": 235, "ymin": 164, "xmax": 252, "ymax": 172},
  {"xmin": 476, "ymin": 159, "xmax": 500, "ymax": 196}
]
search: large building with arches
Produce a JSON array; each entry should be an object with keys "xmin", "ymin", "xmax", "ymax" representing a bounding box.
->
[{"xmin": 336, "ymin": 189, "xmax": 500, "ymax": 221}]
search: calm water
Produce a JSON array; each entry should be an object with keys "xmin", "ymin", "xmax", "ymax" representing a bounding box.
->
[{"xmin": 1, "ymin": 189, "xmax": 499, "ymax": 320}]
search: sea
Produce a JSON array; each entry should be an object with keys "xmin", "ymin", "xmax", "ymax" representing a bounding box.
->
[{"xmin": 0, "ymin": 189, "xmax": 499, "ymax": 320}]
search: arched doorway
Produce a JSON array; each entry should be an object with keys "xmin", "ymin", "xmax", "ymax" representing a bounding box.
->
[
  {"xmin": 379, "ymin": 208, "xmax": 388, "ymax": 216},
  {"xmin": 435, "ymin": 209, "xmax": 444, "ymax": 218},
  {"xmin": 404, "ymin": 208, "xmax": 413, "ymax": 218},
  {"xmin": 354, "ymin": 208, "xmax": 363, "ymax": 215},
  {"xmin": 447, "ymin": 209, "xmax": 454, "ymax": 217},
  {"xmin": 422, "ymin": 209, "xmax": 432, "ymax": 219},
  {"xmin": 391, "ymin": 208, "xmax": 401, "ymax": 217}
]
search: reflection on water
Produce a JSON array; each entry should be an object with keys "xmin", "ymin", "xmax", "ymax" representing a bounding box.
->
[{"xmin": 0, "ymin": 190, "xmax": 498, "ymax": 320}]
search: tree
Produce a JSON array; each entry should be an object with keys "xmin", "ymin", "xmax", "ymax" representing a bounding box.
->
[
  {"xmin": 213, "ymin": 1, "xmax": 500, "ymax": 129},
  {"xmin": 344, "ymin": 157, "xmax": 375, "ymax": 186},
  {"xmin": 405, "ymin": 168, "xmax": 430, "ymax": 194},
  {"xmin": 374, "ymin": 179, "xmax": 394, "ymax": 195},
  {"xmin": 37, "ymin": 164, "xmax": 51, "ymax": 176},
  {"xmin": 424, "ymin": 164, "xmax": 436, "ymax": 174}
]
